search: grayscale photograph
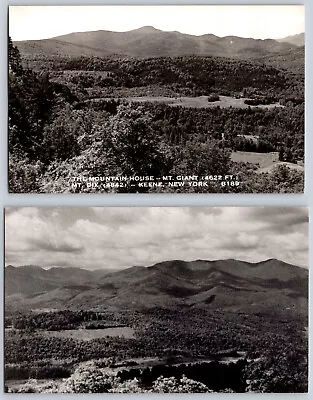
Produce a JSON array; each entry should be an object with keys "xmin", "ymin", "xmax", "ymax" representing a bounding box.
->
[
  {"xmin": 8, "ymin": 5, "xmax": 305, "ymax": 194},
  {"xmin": 4, "ymin": 207, "xmax": 308, "ymax": 393}
]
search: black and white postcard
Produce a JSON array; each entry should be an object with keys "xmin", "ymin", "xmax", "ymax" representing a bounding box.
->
[
  {"xmin": 4, "ymin": 207, "xmax": 308, "ymax": 393},
  {"xmin": 8, "ymin": 5, "xmax": 305, "ymax": 193}
]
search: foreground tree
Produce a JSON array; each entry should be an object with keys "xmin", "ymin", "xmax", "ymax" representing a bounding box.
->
[{"xmin": 244, "ymin": 353, "xmax": 308, "ymax": 393}]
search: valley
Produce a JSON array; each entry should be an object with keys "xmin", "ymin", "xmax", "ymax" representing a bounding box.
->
[
  {"xmin": 4, "ymin": 258, "xmax": 308, "ymax": 393},
  {"xmin": 9, "ymin": 27, "xmax": 305, "ymax": 193}
]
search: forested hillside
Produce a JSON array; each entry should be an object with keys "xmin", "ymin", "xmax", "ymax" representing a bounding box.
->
[
  {"xmin": 5, "ymin": 259, "xmax": 308, "ymax": 393},
  {"xmin": 9, "ymin": 37, "xmax": 304, "ymax": 193}
]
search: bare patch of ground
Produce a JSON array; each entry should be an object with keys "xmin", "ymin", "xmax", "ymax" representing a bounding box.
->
[
  {"xmin": 89, "ymin": 95, "xmax": 284, "ymax": 109},
  {"xmin": 42, "ymin": 327, "xmax": 135, "ymax": 341}
]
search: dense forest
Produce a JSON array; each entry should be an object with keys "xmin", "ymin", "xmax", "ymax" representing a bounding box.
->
[
  {"xmin": 4, "ymin": 308, "xmax": 308, "ymax": 393},
  {"xmin": 9, "ymin": 37, "xmax": 304, "ymax": 193},
  {"xmin": 22, "ymin": 53, "xmax": 304, "ymax": 101}
]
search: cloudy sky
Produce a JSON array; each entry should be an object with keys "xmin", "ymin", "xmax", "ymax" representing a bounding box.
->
[
  {"xmin": 9, "ymin": 5, "xmax": 304, "ymax": 41},
  {"xmin": 5, "ymin": 207, "xmax": 308, "ymax": 270}
]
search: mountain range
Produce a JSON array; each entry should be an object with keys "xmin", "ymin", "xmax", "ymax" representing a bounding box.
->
[
  {"xmin": 14, "ymin": 27, "xmax": 304, "ymax": 60},
  {"xmin": 5, "ymin": 258, "xmax": 308, "ymax": 314}
]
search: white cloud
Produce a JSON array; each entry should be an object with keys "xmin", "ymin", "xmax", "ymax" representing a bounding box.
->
[{"xmin": 5, "ymin": 207, "xmax": 308, "ymax": 270}]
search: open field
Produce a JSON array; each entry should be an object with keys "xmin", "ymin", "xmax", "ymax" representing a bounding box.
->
[
  {"xmin": 231, "ymin": 151, "xmax": 305, "ymax": 173},
  {"xmin": 42, "ymin": 327, "xmax": 135, "ymax": 340},
  {"xmin": 90, "ymin": 95, "xmax": 285, "ymax": 109},
  {"xmin": 231, "ymin": 151, "xmax": 279, "ymax": 168}
]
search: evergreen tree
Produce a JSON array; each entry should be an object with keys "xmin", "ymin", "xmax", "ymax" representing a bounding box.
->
[{"xmin": 8, "ymin": 36, "xmax": 23, "ymax": 74}]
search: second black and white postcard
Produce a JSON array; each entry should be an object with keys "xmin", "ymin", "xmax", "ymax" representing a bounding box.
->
[{"xmin": 4, "ymin": 207, "xmax": 308, "ymax": 393}]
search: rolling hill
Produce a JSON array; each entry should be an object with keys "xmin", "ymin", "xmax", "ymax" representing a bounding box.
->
[
  {"xmin": 4, "ymin": 265, "xmax": 113, "ymax": 297},
  {"xmin": 5, "ymin": 259, "xmax": 308, "ymax": 313},
  {"xmin": 14, "ymin": 26, "xmax": 300, "ymax": 60},
  {"xmin": 255, "ymin": 45, "xmax": 305, "ymax": 73},
  {"xmin": 278, "ymin": 32, "xmax": 305, "ymax": 47}
]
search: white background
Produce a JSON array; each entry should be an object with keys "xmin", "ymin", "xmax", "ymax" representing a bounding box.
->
[{"xmin": 0, "ymin": 0, "xmax": 311, "ymax": 398}]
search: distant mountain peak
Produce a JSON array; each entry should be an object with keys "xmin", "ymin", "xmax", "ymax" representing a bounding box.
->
[
  {"xmin": 132, "ymin": 26, "xmax": 159, "ymax": 33},
  {"xmin": 257, "ymin": 258, "xmax": 285, "ymax": 264}
]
